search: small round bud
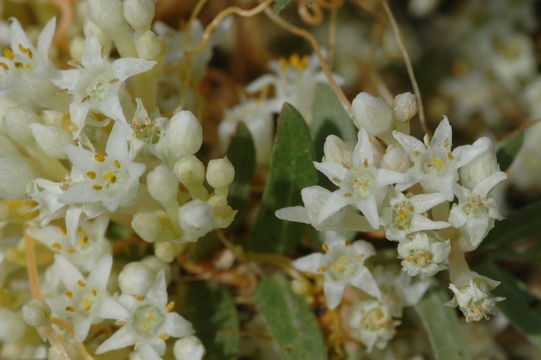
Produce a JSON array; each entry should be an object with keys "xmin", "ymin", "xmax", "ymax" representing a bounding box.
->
[
  {"xmin": 147, "ymin": 165, "xmax": 179, "ymax": 204},
  {"xmin": 323, "ymin": 135, "xmax": 353, "ymax": 165},
  {"xmin": 178, "ymin": 200, "xmax": 214, "ymax": 240},
  {"xmin": 2, "ymin": 107, "xmax": 38, "ymax": 143},
  {"xmin": 118, "ymin": 262, "xmax": 154, "ymax": 296},
  {"xmin": 352, "ymin": 92, "xmax": 392, "ymax": 136},
  {"xmin": 132, "ymin": 211, "xmax": 176, "ymax": 243},
  {"xmin": 69, "ymin": 36, "xmax": 85, "ymax": 62},
  {"xmin": 0, "ymin": 157, "xmax": 37, "ymax": 199},
  {"xmin": 0, "ymin": 307, "xmax": 26, "ymax": 342},
  {"xmin": 30, "ymin": 124, "xmax": 73, "ymax": 159},
  {"xmin": 136, "ymin": 30, "xmax": 161, "ymax": 60},
  {"xmin": 154, "ymin": 241, "xmax": 184, "ymax": 263},
  {"xmin": 392, "ymin": 92, "xmax": 417, "ymax": 123},
  {"xmin": 459, "ymin": 138, "xmax": 499, "ymax": 190},
  {"xmin": 22, "ymin": 299, "xmax": 51, "ymax": 327},
  {"xmin": 88, "ymin": 0, "xmax": 127, "ymax": 32},
  {"xmin": 173, "ymin": 156, "xmax": 205, "ymax": 186},
  {"xmin": 381, "ymin": 144, "xmax": 410, "ymax": 172},
  {"xmin": 165, "ymin": 111, "xmax": 203, "ymax": 162},
  {"xmin": 207, "ymin": 195, "xmax": 236, "ymax": 228},
  {"xmin": 123, "ymin": 0, "xmax": 155, "ymax": 32},
  {"xmin": 206, "ymin": 157, "xmax": 234, "ymax": 189},
  {"xmin": 174, "ymin": 336, "xmax": 205, "ymax": 360},
  {"xmin": 141, "ymin": 255, "xmax": 171, "ymax": 283}
]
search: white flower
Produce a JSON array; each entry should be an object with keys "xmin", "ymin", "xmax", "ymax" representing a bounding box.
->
[
  {"xmin": 52, "ymin": 33, "xmax": 155, "ymax": 136},
  {"xmin": 275, "ymin": 186, "xmax": 372, "ymax": 232},
  {"xmin": 173, "ymin": 336, "xmax": 205, "ymax": 360},
  {"xmin": 347, "ymin": 300, "xmax": 399, "ymax": 353},
  {"xmin": 59, "ymin": 122, "xmax": 146, "ymax": 212},
  {"xmin": 96, "ymin": 271, "xmax": 194, "ymax": 360},
  {"xmin": 46, "ymin": 255, "xmax": 128, "ymax": 341},
  {"xmin": 448, "ymin": 271, "xmax": 504, "ymax": 322},
  {"xmin": 0, "ymin": 18, "xmax": 60, "ymax": 110},
  {"xmin": 449, "ymin": 171, "xmax": 507, "ymax": 251},
  {"xmin": 393, "ymin": 116, "xmax": 491, "ymax": 200},
  {"xmin": 27, "ymin": 216, "xmax": 111, "ymax": 273},
  {"xmin": 352, "ymin": 92, "xmax": 393, "ymax": 136},
  {"xmin": 397, "ymin": 231, "xmax": 451, "ymax": 278},
  {"xmin": 315, "ymin": 129, "xmax": 409, "ymax": 229},
  {"xmin": 292, "ymin": 235, "xmax": 380, "ymax": 309},
  {"xmin": 381, "ymin": 191, "xmax": 449, "ymax": 241}
]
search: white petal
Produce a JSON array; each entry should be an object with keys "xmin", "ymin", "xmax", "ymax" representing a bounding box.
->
[
  {"xmin": 81, "ymin": 33, "xmax": 104, "ymax": 68},
  {"xmin": 146, "ymin": 270, "xmax": 168, "ymax": 309},
  {"xmin": 352, "ymin": 129, "xmax": 373, "ymax": 167},
  {"xmin": 88, "ymin": 255, "xmax": 112, "ymax": 289},
  {"xmin": 95, "ymin": 326, "xmax": 138, "ymax": 354},
  {"xmin": 292, "ymin": 253, "xmax": 324, "ymax": 274},
  {"xmin": 323, "ymin": 279, "xmax": 345, "ymax": 310},
  {"xmin": 97, "ymin": 297, "xmax": 129, "ymax": 320},
  {"xmin": 69, "ymin": 102, "xmax": 91, "ymax": 136},
  {"xmin": 351, "ymin": 240, "xmax": 375, "ymax": 259},
  {"xmin": 105, "ymin": 122, "xmax": 130, "ymax": 160},
  {"xmin": 54, "ymin": 255, "xmax": 84, "ymax": 290},
  {"xmin": 246, "ymin": 74, "xmax": 276, "ymax": 93},
  {"xmin": 350, "ymin": 267, "xmax": 381, "ymax": 299},
  {"xmin": 9, "ymin": 18, "xmax": 33, "ymax": 54},
  {"xmin": 430, "ymin": 116, "xmax": 452, "ymax": 150},
  {"xmin": 376, "ymin": 169, "xmax": 409, "ymax": 187},
  {"xmin": 52, "ymin": 69, "xmax": 80, "ymax": 91},
  {"xmin": 317, "ymin": 190, "xmax": 353, "ymax": 223},
  {"xmin": 74, "ymin": 317, "xmax": 92, "ymax": 342},
  {"xmin": 409, "ymin": 193, "xmax": 447, "ymax": 213},
  {"xmin": 449, "ymin": 205, "xmax": 467, "ymax": 228},
  {"xmin": 410, "ymin": 215, "xmax": 449, "ymax": 232},
  {"xmin": 97, "ymin": 94, "xmax": 126, "ymax": 123},
  {"xmin": 37, "ymin": 17, "xmax": 56, "ymax": 58},
  {"xmin": 473, "ymin": 171, "xmax": 507, "ymax": 198},
  {"xmin": 112, "ymin": 58, "xmax": 156, "ymax": 81},
  {"xmin": 138, "ymin": 343, "xmax": 162, "ymax": 360},
  {"xmin": 313, "ymin": 161, "xmax": 348, "ymax": 183},
  {"xmin": 392, "ymin": 130, "xmax": 425, "ymax": 157},
  {"xmin": 163, "ymin": 313, "xmax": 194, "ymax": 338},
  {"xmin": 275, "ymin": 207, "xmax": 310, "ymax": 224},
  {"xmin": 454, "ymin": 137, "xmax": 491, "ymax": 168},
  {"xmin": 355, "ymin": 196, "xmax": 379, "ymax": 229},
  {"xmin": 65, "ymin": 207, "xmax": 83, "ymax": 245}
]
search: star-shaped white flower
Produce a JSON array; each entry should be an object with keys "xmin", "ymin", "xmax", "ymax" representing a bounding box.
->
[
  {"xmin": 292, "ymin": 234, "xmax": 381, "ymax": 309},
  {"xmin": 314, "ymin": 129, "xmax": 409, "ymax": 229},
  {"xmin": 397, "ymin": 231, "xmax": 451, "ymax": 278},
  {"xmin": 393, "ymin": 117, "xmax": 490, "ymax": 200},
  {"xmin": 96, "ymin": 271, "xmax": 194, "ymax": 360},
  {"xmin": 381, "ymin": 191, "xmax": 449, "ymax": 241},
  {"xmin": 276, "ymin": 186, "xmax": 372, "ymax": 232},
  {"xmin": 52, "ymin": 33, "xmax": 155, "ymax": 137},
  {"xmin": 46, "ymin": 255, "xmax": 128, "ymax": 341},
  {"xmin": 58, "ymin": 122, "xmax": 146, "ymax": 212},
  {"xmin": 449, "ymin": 171, "xmax": 507, "ymax": 251}
]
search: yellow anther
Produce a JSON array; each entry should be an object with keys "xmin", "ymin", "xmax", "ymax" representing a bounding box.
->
[
  {"xmin": 65, "ymin": 291, "xmax": 73, "ymax": 298},
  {"xmin": 94, "ymin": 154, "xmax": 106, "ymax": 162},
  {"xmin": 431, "ymin": 158, "xmax": 444, "ymax": 167},
  {"xmin": 93, "ymin": 184, "xmax": 103, "ymax": 190},
  {"xmin": 146, "ymin": 314, "xmax": 155, "ymax": 321},
  {"xmin": 103, "ymin": 172, "xmax": 117, "ymax": 183},
  {"xmin": 140, "ymin": 323, "xmax": 149, "ymax": 329},
  {"xmin": 83, "ymin": 298, "xmax": 92, "ymax": 311},
  {"xmin": 344, "ymin": 240, "xmax": 351, "ymax": 246},
  {"xmin": 56, "ymin": 88, "xmax": 69, "ymax": 95},
  {"xmin": 135, "ymin": 295, "xmax": 144, "ymax": 301},
  {"xmin": 318, "ymin": 266, "xmax": 327, "ymax": 272},
  {"xmin": 363, "ymin": 159, "xmax": 369, "ymax": 168},
  {"xmin": 86, "ymin": 171, "xmax": 96, "ymax": 179},
  {"xmin": 322, "ymin": 244, "xmax": 329, "ymax": 252},
  {"xmin": 91, "ymin": 289, "xmax": 97, "ymax": 296},
  {"xmin": 82, "ymin": 96, "xmax": 91, "ymax": 103},
  {"xmin": 77, "ymin": 280, "xmax": 86, "ymax": 287},
  {"xmin": 411, "ymin": 151, "xmax": 420, "ymax": 157},
  {"xmin": 14, "ymin": 62, "xmax": 32, "ymax": 69},
  {"xmin": 67, "ymin": 248, "xmax": 76, "ymax": 253},
  {"xmin": 356, "ymin": 255, "xmax": 364, "ymax": 261},
  {"xmin": 0, "ymin": 62, "xmax": 9, "ymax": 70},
  {"xmin": 52, "ymin": 242, "xmax": 62, "ymax": 250},
  {"xmin": 61, "ymin": 228, "xmax": 68, "ymax": 235},
  {"xmin": 405, "ymin": 256, "xmax": 413, "ymax": 262},
  {"xmin": 18, "ymin": 44, "xmax": 33, "ymax": 58},
  {"xmin": 78, "ymin": 236, "xmax": 88, "ymax": 246},
  {"xmin": 332, "ymin": 177, "xmax": 341, "ymax": 184},
  {"xmin": 443, "ymin": 139, "xmax": 450, "ymax": 148},
  {"xmin": 3, "ymin": 48, "xmax": 14, "ymax": 59},
  {"xmin": 159, "ymin": 334, "xmax": 169, "ymax": 340},
  {"xmin": 447, "ymin": 152, "xmax": 455, "ymax": 160},
  {"xmin": 344, "ymin": 193, "xmax": 353, "ymax": 197},
  {"xmin": 65, "ymin": 306, "xmax": 76, "ymax": 312},
  {"xmin": 109, "ymin": 78, "xmax": 119, "ymax": 84},
  {"xmin": 166, "ymin": 301, "xmax": 175, "ymax": 312},
  {"xmin": 279, "ymin": 57, "xmax": 289, "ymax": 73},
  {"xmin": 114, "ymin": 160, "xmax": 121, "ymax": 168}
]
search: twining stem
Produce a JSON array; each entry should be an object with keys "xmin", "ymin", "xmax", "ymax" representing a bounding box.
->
[
  {"xmin": 381, "ymin": 0, "xmax": 428, "ymax": 136},
  {"xmin": 264, "ymin": 8, "xmax": 354, "ymax": 119},
  {"xmin": 48, "ymin": 0, "xmax": 74, "ymax": 51}
]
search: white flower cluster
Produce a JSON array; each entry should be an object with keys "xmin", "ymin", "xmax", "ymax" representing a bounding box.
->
[
  {"xmin": 278, "ymin": 91, "xmax": 507, "ymax": 351},
  {"xmin": 0, "ymin": 0, "xmax": 238, "ymax": 359}
]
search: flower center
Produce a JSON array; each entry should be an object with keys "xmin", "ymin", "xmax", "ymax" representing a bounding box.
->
[
  {"xmin": 132, "ymin": 304, "xmax": 165, "ymax": 336},
  {"xmin": 391, "ymin": 201, "xmax": 414, "ymax": 230},
  {"xmin": 405, "ymin": 249, "xmax": 433, "ymax": 268},
  {"xmin": 362, "ymin": 308, "xmax": 390, "ymax": 331},
  {"xmin": 352, "ymin": 169, "xmax": 375, "ymax": 199},
  {"xmin": 86, "ymin": 79, "xmax": 110, "ymax": 101},
  {"xmin": 462, "ymin": 195, "xmax": 489, "ymax": 218},
  {"xmin": 327, "ymin": 250, "xmax": 361, "ymax": 281}
]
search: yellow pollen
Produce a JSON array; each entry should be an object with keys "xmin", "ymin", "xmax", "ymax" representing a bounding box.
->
[
  {"xmin": 444, "ymin": 139, "xmax": 449, "ymax": 148},
  {"xmin": 91, "ymin": 289, "xmax": 97, "ymax": 296},
  {"xmin": 146, "ymin": 314, "xmax": 155, "ymax": 321},
  {"xmin": 135, "ymin": 295, "xmax": 144, "ymax": 302},
  {"xmin": 431, "ymin": 158, "xmax": 444, "ymax": 167},
  {"xmin": 0, "ymin": 62, "xmax": 9, "ymax": 70},
  {"xmin": 78, "ymin": 280, "xmax": 86, "ymax": 287},
  {"xmin": 344, "ymin": 240, "xmax": 351, "ymax": 246},
  {"xmin": 405, "ymin": 256, "xmax": 413, "ymax": 262},
  {"xmin": 363, "ymin": 159, "xmax": 369, "ymax": 168},
  {"xmin": 166, "ymin": 301, "xmax": 175, "ymax": 312},
  {"xmin": 83, "ymin": 298, "xmax": 92, "ymax": 311},
  {"xmin": 447, "ymin": 152, "xmax": 455, "ymax": 160},
  {"xmin": 344, "ymin": 193, "xmax": 353, "ymax": 197},
  {"xmin": 86, "ymin": 171, "xmax": 96, "ymax": 179},
  {"xmin": 67, "ymin": 248, "xmax": 76, "ymax": 253},
  {"xmin": 3, "ymin": 48, "xmax": 14, "ymax": 59},
  {"xmin": 93, "ymin": 184, "xmax": 103, "ymax": 190},
  {"xmin": 78, "ymin": 228, "xmax": 86, "ymax": 235},
  {"xmin": 65, "ymin": 306, "xmax": 76, "ymax": 312},
  {"xmin": 318, "ymin": 266, "xmax": 327, "ymax": 272},
  {"xmin": 82, "ymin": 96, "xmax": 91, "ymax": 103},
  {"xmin": 56, "ymin": 88, "xmax": 69, "ymax": 95},
  {"xmin": 114, "ymin": 160, "xmax": 121, "ymax": 168},
  {"xmin": 159, "ymin": 334, "xmax": 169, "ymax": 340},
  {"xmin": 103, "ymin": 171, "xmax": 117, "ymax": 183},
  {"xmin": 14, "ymin": 62, "xmax": 32, "ymax": 69},
  {"xmin": 95, "ymin": 154, "xmax": 105, "ymax": 162},
  {"xmin": 18, "ymin": 44, "xmax": 33, "ymax": 58},
  {"xmin": 332, "ymin": 177, "xmax": 341, "ymax": 184},
  {"xmin": 79, "ymin": 236, "xmax": 88, "ymax": 245},
  {"xmin": 278, "ymin": 57, "xmax": 289, "ymax": 73},
  {"xmin": 61, "ymin": 228, "xmax": 68, "ymax": 235},
  {"xmin": 140, "ymin": 323, "xmax": 149, "ymax": 329},
  {"xmin": 331, "ymin": 264, "xmax": 345, "ymax": 272},
  {"xmin": 65, "ymin": 291, "xmax": 73, "ymax": 298},
  {"xmin": 52, "ymin": 242, "xmax": 62, "ymax": 250},
  {"xmin": 109, "ymin": 78, "xmax": 119, "ymax": 84},
  {"xmin": 356, "ymin": 255, "xmax": 364, "ymax": 261},
  {"xmin": 322, "ymin": 244, "xmax": 329, "ymax": 252}
]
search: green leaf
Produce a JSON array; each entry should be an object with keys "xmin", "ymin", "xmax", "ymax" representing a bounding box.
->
[
  {"xmin": 415, "ymin": 283, "xmax": 472, "ymax": 360},
  {"xmin": 273, "ymin": 0, "xmax": 293, "ymax": 13},
  {"xmin": 481, "ymin": 199, "xmax": 541, "ymax": 249},
  {"xmin": 249, "ymin": 103, "xmax": 317, "ymax": 254},
  {"xmin": 311, "ymin": 83, "xmax": 357, "ymax": 161},
  {"xmin": 476, "ymin": 262, "xmax": 541, "ymax": 346},
  {"xmin": 497, "ymin": 130, "xmax": 524, "ymax": 171},
  {"xmin": 226, "ymin": 123, "xmax": 256, "ymax": 227},
  {"xmin": 255, "ymin": 276, "xmax": 327, "ymax": 360},
  {"xmin": 185, "ymin": 282, "xmax": 240, "ymax": 360}
]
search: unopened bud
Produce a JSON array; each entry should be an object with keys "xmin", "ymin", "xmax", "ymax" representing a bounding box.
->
[
  {"xmin": 132, "ymin": 211, "xmax": 176, "ymax": 243},
  {"xmin": 22, "ymin": 299, "xmax": 51, "ymax": 327},
  {"xmin": 207, "ymin": 195, "xmax": 236, "ymax": 228},
  {"xmin": 154, "ymin": 241, "xmax": 184, "ymax": 263},
  {"xmin": 392, "ymin": 92, "xmax": 417, "ymax": 123},
  {"xmin": 165, "ymin": 111, "xmax": 203, "ymax": 162},
  {"xmin": 123, "ymin": 0, "xmax": 155, "ymax": 32},
  {"xmin": 118, "ymin": 262, "xmax": 154, "ymax": 296},
  {"xmin": 352, "ymin": 92, "xmax": 392, "ymax": 136},
  {"xmin": 147, "ymin": 165, "xmax": 178, "ymax": 204},
  {"xmin": 30, "ymin": 124, "xmax": 73, "ymax": 159},
  {"xmin": 206, "ymin": 157, "xmax": 234, "ymax": 189},
  {"xmin": 381, "ymin": 144, "xmax": 410, "ymax": 172},
  {"xmin": 2, "ymin": 107, "xmax": 38, "ymax": 143},
  {"xmin": 178, "ymin": 200, "xmax": 214, "ymax": 240},
  {"xmin": 173, "ymin": 156, "xmax": 205, "ymax": 186},
  {"xmin": 459, "ymin": 138, "xmax": 499, "ymax": 190},
  {"xmin": 323, "ymin": 135, "xmax": 353, "ymax": 165},
  {"xmin": 88, "ymin": 0, "xmax": 126, "ymax": 33},
  {"xmin": 136, "ymin": 30, "xmax": 161, "ymax": 60},
  {"xmin": 174, "ymin": 336, "xmax": 204, "ymax": 360},
  {"xmin": 0, "ymin": 157, "xmax": 37, "ymax": 199},
  {"xmin": 0, "ymin": 308, "xmax": 26, "ymax": 342}
]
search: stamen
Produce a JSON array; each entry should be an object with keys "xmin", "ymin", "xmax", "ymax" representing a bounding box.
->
[
  {"xmin": 92, "ymin": 184, "xmax": 103, "ymax": 190},
  {"xmin": 65, "ymin": 291, "xmax": 73, "ymax": 298},
  {"xmin": 77, "ymin": 280, "xmax": 86, "ymax": 287},
  {"xmin": 86, "ymin": 171, "xmax": 96, "ymax": 179},
  {"xmin": 166, "ymin": 301, "xmax": 175, "ymax": 312},
  {"xmin": 94, "ymin": 154, "xmax": 105, "ymax": 162},
  {"xmin": 0, "ymin": 62, "xmax": 9, "ymax": 70},
  {"xmin": 3, "ymin": 48, "xmax": 14, "ymax": 59}
]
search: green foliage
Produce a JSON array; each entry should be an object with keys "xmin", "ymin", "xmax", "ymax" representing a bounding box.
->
[
  {"xmin": 226, "ymin": 123, "xmax": 256, "ymax": 227},
  {"xmin": 497, "ymin": 130, "xmax": 524, "ymax": 171},
  {"xmin": 415, "ymin": 283, "xmax": 472, "ymax": 360},
  {"xmin": 185, "ymin": 282, "xmax": 240, "ymax": 360},
  {"xmin": 476, "ymin": 262, "xmax": 541, "ymax": 346},
  {"xmin": 249, "ymin": 103, "xmax": 317, "ymax": 254},
  {"xmin": 255, "ymin": 276, "xmax": 327, "ymax": 360},
  {"xmin": 481, "ymin": 199, "xmax": 541, "ymax": 249}
]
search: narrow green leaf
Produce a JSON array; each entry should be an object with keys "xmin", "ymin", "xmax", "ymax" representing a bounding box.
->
[
  {"xmin": 249, "ymin": 103, "xmax": 317, "ymax": 254},
  {"xmin": 226, "ymin": 123, "xmax": 256, "ymax": 226},
  {"xmin": 311, "ymin": 83, "xmax": 357, "ymax": 161},
  {"xmin": 273, "ymin": 0, "xmax": 294, "ymax": 13},
  {"xmin": 476, "ymin": 262, "xmax": 541, "ymax": 346},
  {"xmin": 481, "ymin": 199, "xmax": 541, "ymax": 249},
  {"xmin": 185, "ymin": 282, "xmax": 240, "ymax": 360},
  {"xmin": 255, "ymin": 276, "xmax": 327, "ymax": 360},
  {"xmin": 497, "ymin": 130, "xmax": 524, "ymax": 171},
  {"xmin": 415, "ymin": 284, "xmax": 472, "ymax": 360}
]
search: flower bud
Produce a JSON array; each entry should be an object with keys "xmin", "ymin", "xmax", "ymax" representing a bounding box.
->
[
  {"xmin": 178, "ymin": 200, "xmax": 214, "ymax": 240},
  {"xmin": 174, "ymin": 336, "xmax": 205, "ymax": 360},
  {"xmin": 147, "ymin": 165, "xmax": 178, "ymax": 204},
  {"xmin": 2, "ymin": 107, "xmax": 38, "ymax": 143},
  {"xmin": 69, "ymin": 36, "xmax": 85, "ymax": 62},
  {"xmin": 173, "ymin": 155, "xmax": 205, "ymax": 186},
  {"xmin": 392, "ymin": 92, "xmax": 417, "ymax": 123},
  {"xmin": 0, "ymin": 307, "xmax": 26, "ymax": 342},
  {"xmin": 352, "ymin": 92, "xmax": 392, "ymax": 136},
  {"xmin": 123, "ymin": 0, "xmax": 155, "ymax": 32},
  {"xmin": 381, "ymin": 144, "xmax": 410, "ymax": 172},
  {"xmin": 459, "ymin": 138, "xmax": 499, "ymax": 190},
  {"xmin": 118, "ymin": 262, "xmax": 154, "ymax": 296},
  {"xmin": 30, "ymin": 124, "xmax": 73, "ymax": 159},
  {"xmin": 165, "ymin": 111, "xmax": 203, "ymax": 162},
  {"xmin": 207, "ymin": 195, "xmax": 236, "ymax": 228},
  {"xmin": 0, "ymin": 157, "xmax": 37, "ymax": 199},
  {"xmin": 323, "ymin": 135, "xmax": 353, "ymax": 165},
  {"xmin": 88, "ymin": 0, "xmax": 126, "ymax": 33},
  {"xmin": 136, "ymin": 30, "xmax": 161, "ymax": 60},
  {"xmin": 141, "ymin": 255, "xmax": 171, "ymax": 283},
  {"xmin": 154, "ymin": 241, "xmax": 184, "ymax": 263},
  {"xmin": 22, "ymin": 299, "xmax": 51, "ymax": 327},
  {"xmin": 132, "ymin": 211, "xmax": 176, "ymax": 243},
  {"xmin": 206, "ymin": 157, "xmax": 235, "ymax": 189}
]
